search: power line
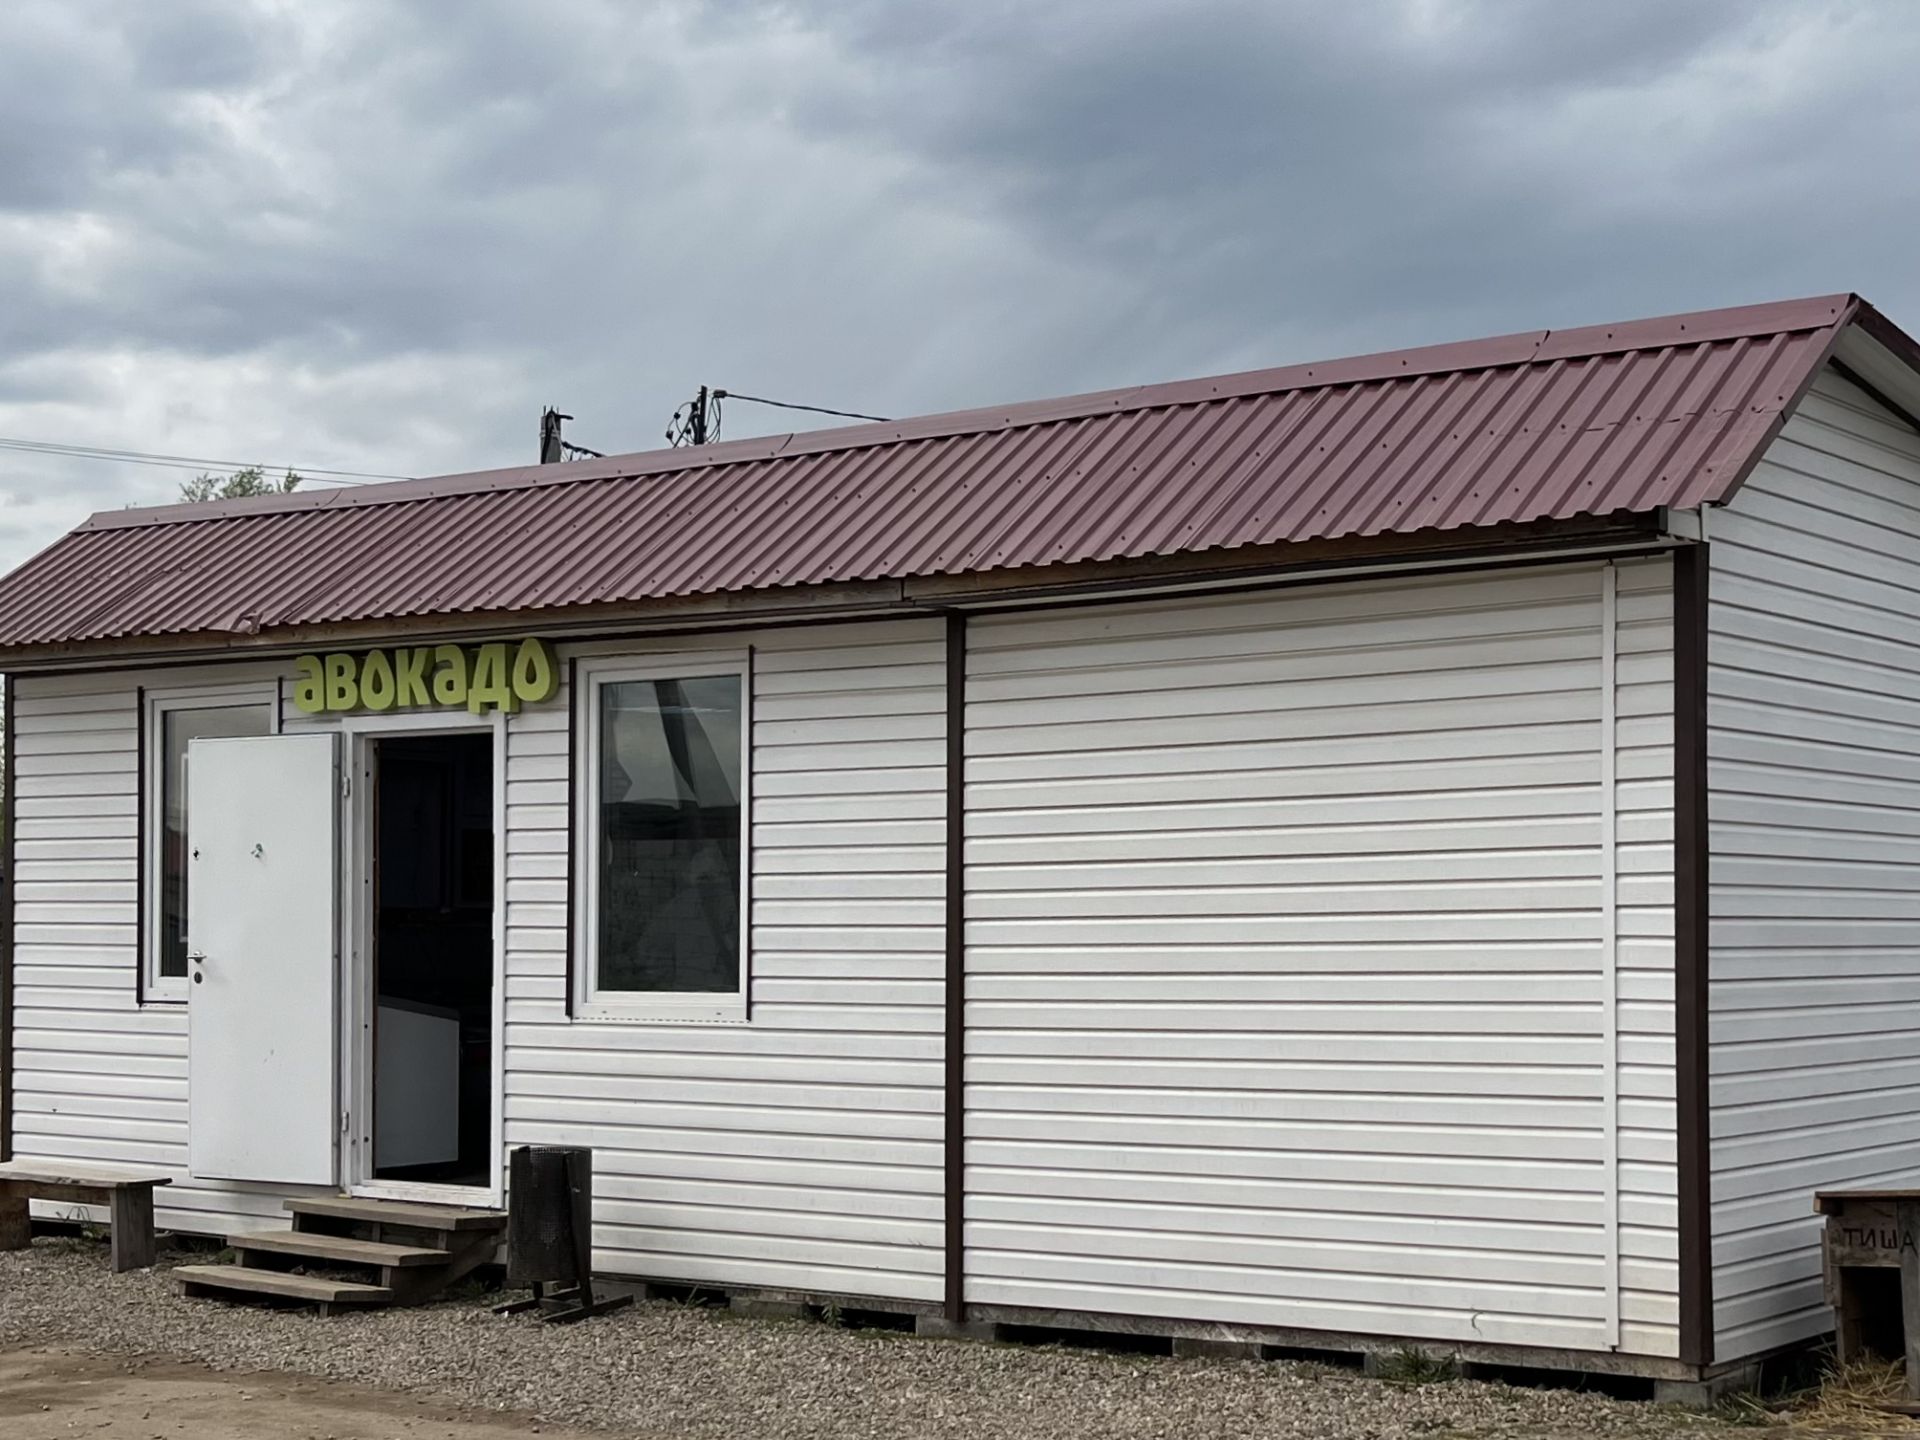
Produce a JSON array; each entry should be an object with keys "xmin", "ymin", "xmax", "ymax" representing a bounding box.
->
[
  {"xmin": 0, "ymin": 435, "xmax": 414, "ymax": 486},
  {"xmin": 713, "ymin": 390, "xmax": 892, "ymax": 424},
  {"xmin": 666, "ymin": 387, "xmax": 893, "ymax": 447},
  {"xmin": 0, "ymin": 437, "xmax": 400, "ymax": 484}
]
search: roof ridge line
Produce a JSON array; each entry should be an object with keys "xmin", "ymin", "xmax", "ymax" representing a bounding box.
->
[{"xmin": 76, "ymin": 292, "xmax": 1858, "ymax": 536}]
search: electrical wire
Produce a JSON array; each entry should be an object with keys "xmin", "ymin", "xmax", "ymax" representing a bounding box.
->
[
  {"xmin": 666, "ymin": 387, "xmax": 891, "ymax": 448},
  {"xmin": 713, "ymin": 390, "xmax": 891, "ymax": 424},
  {"xmin": 0, "ymin": 434, "xmax": 414, "ymax": 485}
]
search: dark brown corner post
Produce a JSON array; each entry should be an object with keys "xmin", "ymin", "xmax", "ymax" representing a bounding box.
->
[
  {"xmin": 943, "ymin": 612, "xmax": 967, "ymax": 1323},
  {"xmin": 563, "ymin": 657, "xmax": 578, "ymax": 1020},
  {"xmin": 1672, "ymin": 543, "xmax": 1713, "ymax": 1369},
  {"xmin": 133, "ymin": 685, "xmax": 146, "ymax": 1008},
  {"xmin": 2, "ymin": 673, "xmax": 15, "ymax": 1162}
]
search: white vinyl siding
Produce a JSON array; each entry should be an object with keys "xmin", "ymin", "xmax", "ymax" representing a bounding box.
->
[
  {"xmin": 961, "ymin": 560, "xmax": 1677, "ymax": 1356},
  {"xmin": 502, "ymin": 621, "xmax": 946, "ymax": 1302},
  {"xmin": 8, "ymin": 663, "xmax": 319, "ymax": 1236},
  {"xmin": 7, "ymin": 571, "xmax": 1685, "ymax": 1352},
  {"xmin": 1708, "ymin": 367, "xmax": 1920, "ymax": 1361},
  {"xmin": 8, "ymin": 624, "xmax": 947, "ymax": 1291}
]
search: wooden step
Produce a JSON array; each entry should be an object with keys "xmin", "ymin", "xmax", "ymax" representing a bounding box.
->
[
  {"xmin": 174, "ymin": 1264, "xmax": 392, "ymax": 1306},
  {"xmin": 228, "ymin": 1229, "xmax": 450, "ymax": 1268},
  {"xmin": 285, "ymin": 1195, "xmax": 506, "ymax": 1232}
]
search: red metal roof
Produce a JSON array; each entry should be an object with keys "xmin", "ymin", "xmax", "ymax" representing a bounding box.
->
[{"xmin": 0, "ymin": 293, "xmax": 1879, "ymax": 651}]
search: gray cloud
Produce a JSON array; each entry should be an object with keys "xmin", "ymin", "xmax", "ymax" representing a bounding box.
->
[{"xmin": 0, "ymin": 0, "xmax": 1917, "ymax": 569}]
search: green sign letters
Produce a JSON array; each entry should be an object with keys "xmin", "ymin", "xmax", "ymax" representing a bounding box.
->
[{"xmin": 292, "ymin": 638, "xmax": 559, "ymax": 715}]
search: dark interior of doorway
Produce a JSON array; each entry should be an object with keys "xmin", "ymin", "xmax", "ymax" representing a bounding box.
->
[{"xmin": 372, "ymin": 733, "xmax": 493, "ymax": 1187}]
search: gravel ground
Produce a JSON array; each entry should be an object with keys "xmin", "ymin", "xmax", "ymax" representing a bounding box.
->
[{"xmin": 0, "ymin": 1239, "xmax": 1746, "ymax": 1440}]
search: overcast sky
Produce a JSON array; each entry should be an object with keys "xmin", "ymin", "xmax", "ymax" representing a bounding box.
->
[{"xmin": 2, "ymin": 0, "xmax": 1917, "ymax": 569}]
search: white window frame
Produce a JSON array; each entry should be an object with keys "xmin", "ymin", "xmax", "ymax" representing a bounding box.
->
[
  {"xmin": 141, "ymin": 681, "xmax": 281, "ymax": 1002},
  {"xmin": 572, "ymin": 651, "xmax": 752, "ymax": 1023}
]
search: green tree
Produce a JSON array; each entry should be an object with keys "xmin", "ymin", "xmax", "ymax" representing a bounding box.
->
[{"xmin": 180, "ymin": 466, "xmax": 302, "ymax": 502}]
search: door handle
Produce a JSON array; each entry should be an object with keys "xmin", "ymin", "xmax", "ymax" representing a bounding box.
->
[{"xmin": 189, "ymin": 951, "xmax": 207, "ymax": 984}]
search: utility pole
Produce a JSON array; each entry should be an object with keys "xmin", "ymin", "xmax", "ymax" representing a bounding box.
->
[
  {"xmin": 666, "ymin": 387, "xmax": 713, "ymax": 447},
  {"xmin": 688, "ymin": 387, "xmax": 710, "ymax": 446},
  {"xmin": 539, "ymin": 407, "xmax": 570, "ymax": 464}
]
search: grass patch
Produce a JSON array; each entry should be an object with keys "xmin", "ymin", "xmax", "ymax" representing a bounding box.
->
[
  {"xmin": 1373, "ymin": 1347, "xmax": 1461, "ymax": 1387},
  {"xmin": 440, "ymin": 1271, "xmax": 504, "ymax": 1302},
  {"xmin": 1761, "ymin": 1356, "xmax": 1920, "ymax": 1432}
]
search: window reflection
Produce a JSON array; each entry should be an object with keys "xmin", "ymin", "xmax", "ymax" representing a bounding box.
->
[{"xmin": 596, "ymin": 675, "xmax": 743, "ymax": 994}]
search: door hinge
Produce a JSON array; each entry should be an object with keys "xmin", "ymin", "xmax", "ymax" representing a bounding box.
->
[{"xmin": 340, "ymin": 772, "xmax": 352, "ymax": 800}]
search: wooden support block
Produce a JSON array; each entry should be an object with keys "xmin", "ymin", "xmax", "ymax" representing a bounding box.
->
[
  {"xmin": 0, "ymin": 1192, "xmax": 29, "ymax": 1251},
  {"xmin": 108, "ymin": 1186, "xmax": 156, "ymax": 1272},
  {"xmin": 1172, "ymin": 1336, "xmax": 1264, "ymax": 1360}
]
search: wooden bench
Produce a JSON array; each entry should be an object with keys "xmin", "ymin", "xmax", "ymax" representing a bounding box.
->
[{"xmin": 0, "ymin": 1160, "xmax": 172, "ymax": 1272}]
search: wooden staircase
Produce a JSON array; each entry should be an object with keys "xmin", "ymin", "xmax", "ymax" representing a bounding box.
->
[{"xmin": 175, "ymin": 1195, "xmax": 506, "ymax": 1315}]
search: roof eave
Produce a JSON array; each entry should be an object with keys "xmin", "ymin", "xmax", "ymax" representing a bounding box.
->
[
  {"xmin": 0, "ymin": 512, "xmax": 1677, "ymax": 674},
  {"xmin": 1684, "ymin": 295, "xmax": 1866, "ymax": 511}
]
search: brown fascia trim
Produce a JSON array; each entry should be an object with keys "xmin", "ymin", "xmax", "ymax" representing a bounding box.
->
[
  {"xmin": 907, "ymin": 513, "xmax": 1670, "ymax": 608},
  {"xmin": 1852, "ymin": 301, "xmax": 1920, "ymax": 383},
  {"xmin": 943, "ymin": 614, "xmax": 967, "ymax": 1323},
  {"xmin": 0, "ymin": 581, "xmax": 925, "ymax": 673},
  {"xmin": 0, "ymin": 513, "xmax": 1674, "ymax": 675},
  {"xmin": 1828, "ymin": 358, "xmax": 1920, "ymax": 438},
  {"xmin": 1, "ymin": 673, "xmax": 14, "ymax": 1162},
  {"xmin": 1672, "ymin": 542, "xmax": 1713, "ymax": 1369}
]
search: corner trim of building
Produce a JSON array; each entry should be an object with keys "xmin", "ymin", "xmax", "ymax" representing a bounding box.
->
[
  {"xmin": 133, "ymin": 685, "xmax": 147, "ymax": 1008},
  {"xmin": 1673, "ymin": 542, "xmax": 1713, "ymax": 1367},
  {"xmin": 1, "ymin": 672, "xmax": 15, "ymax": 1162},
  {"xmin": 562, "ymin": 656, "xmax": 578, "ymax": 1021},
  {"xmin": 943, "ymin": 612, "xmax": 967, "ymax": 1323}
]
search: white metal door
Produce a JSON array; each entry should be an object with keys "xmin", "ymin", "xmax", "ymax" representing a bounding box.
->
[{"xmin": 186, "ymin": 732, "xmax": 340, "ymax": 1184}]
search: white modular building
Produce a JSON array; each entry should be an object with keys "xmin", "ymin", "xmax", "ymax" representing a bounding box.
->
[{"xmin": 3, "ymin": 293, "xmax": 1919, "ymax": 1388}]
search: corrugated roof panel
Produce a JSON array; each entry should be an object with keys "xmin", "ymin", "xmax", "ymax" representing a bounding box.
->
[{"xmin": 0, "ymin": 293, "xmax": 1878, "ymax": 651}]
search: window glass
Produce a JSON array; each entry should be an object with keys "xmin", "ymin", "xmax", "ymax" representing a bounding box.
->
[
  {"xmin": 160, "ymin": 704, "xmax": 270, "ymax": 979},
  {"xmin": 596, "ymin": 674, "xmax": 743, "ymax": 994}
]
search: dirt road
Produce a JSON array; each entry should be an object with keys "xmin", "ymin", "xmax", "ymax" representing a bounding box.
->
[{"xmin": 0, "ymin": 1347, "xmax": 603, "ymax": 1440}]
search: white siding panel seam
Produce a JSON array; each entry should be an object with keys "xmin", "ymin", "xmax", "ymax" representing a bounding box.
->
[{"xmin": 1600, "ymin": 561, "xmax": 1622, "ymax": 1349}]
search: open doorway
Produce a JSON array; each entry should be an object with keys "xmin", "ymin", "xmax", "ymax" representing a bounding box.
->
[{"xmin": 370, "ymin": 732, "xmax": 494, "ymax": 1188}]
